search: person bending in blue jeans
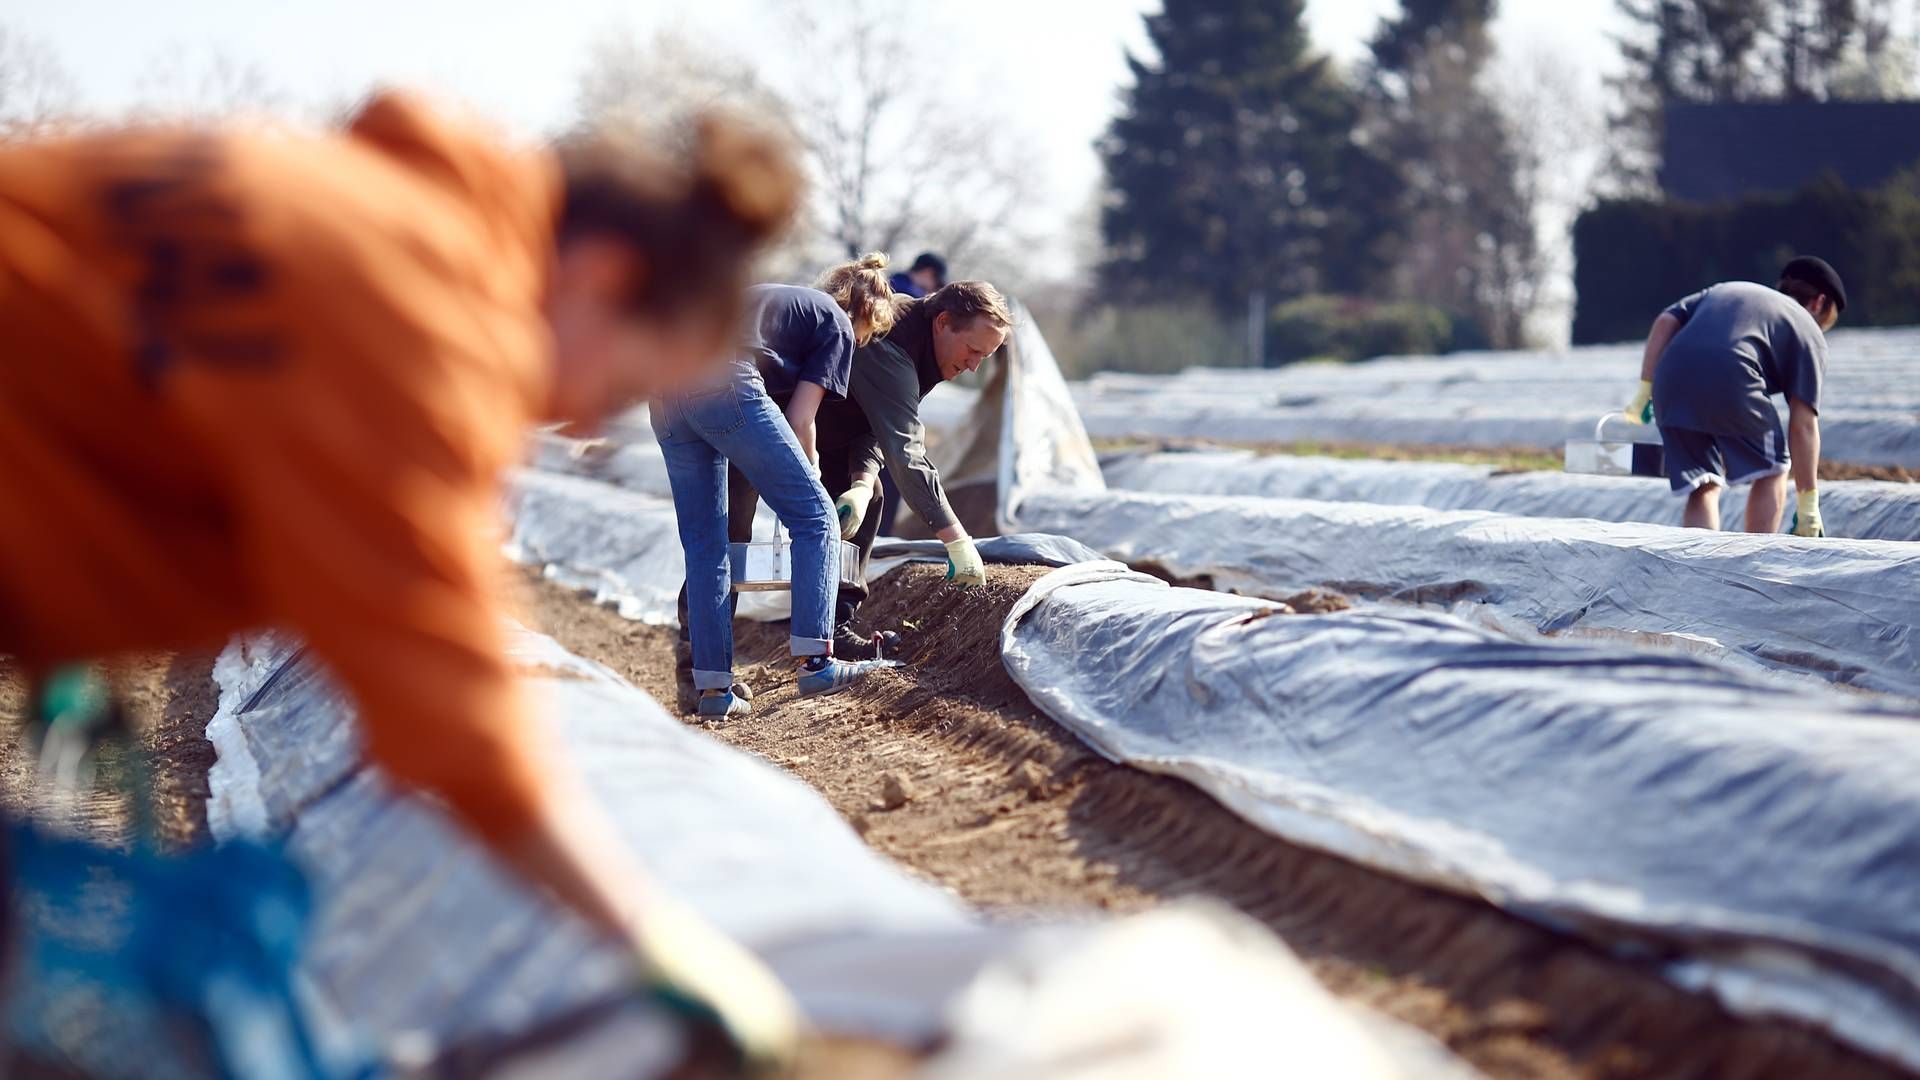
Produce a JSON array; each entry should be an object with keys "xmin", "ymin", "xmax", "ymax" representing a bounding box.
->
[{"xmin": 653, "ymin": 261, "xmax": 897, "ymax": 718}]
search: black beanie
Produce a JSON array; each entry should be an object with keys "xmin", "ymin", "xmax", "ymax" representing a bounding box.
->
[{"xmin": 1781, "ymin": 256, "xmax": 1847, "ymax": 312}]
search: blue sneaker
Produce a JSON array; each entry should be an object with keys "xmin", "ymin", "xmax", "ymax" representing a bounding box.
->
[
  {"xmin": 797, "ymin": 658, "xmax": 882, "ymax": 698},
  {"xmin": 697, "ymin": 690, "xmax": 749, "ymax": 718}
]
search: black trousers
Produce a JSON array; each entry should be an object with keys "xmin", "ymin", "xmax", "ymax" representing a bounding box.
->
[{"xmin": 674, "ymin": 450, "xmax": 885, "ymax": 638}]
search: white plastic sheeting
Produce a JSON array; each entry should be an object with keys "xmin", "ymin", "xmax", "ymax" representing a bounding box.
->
[
  {"xmin": 954, "ymin": 300, "xmax": 1106, "ymax": 528},
  {"xmin": 1001, "ymin": 562, "xmax": 1920, "ymax": 1071},
  {"xmin": 1015, "ymin": 487, "xmax": 1920, "ymax": 700},
  {"xmin": 203, "ymin": 624, "xmax": 1453, "ymax": 1076},
  {"xmin": 205, "ymin": 626, "xmax": 991, "ymax": 1066},
  {"xmin": 505, "ymin": 468, "xmax": 687, "ymax": 623},
  {"xmin": 529, "ymin": 431, "xmax": 673, "ymax": 499},
  {"xmin": 1104, "ymin": 450, "xmax": 1920, "ymax": 541},
  {"xmin": 921, "ymin": 904, "xmax": 1468, "ymax": 1080},
  {"xmin": 1071, "ymin": 329, "xmax": 1920, "ymax": 466}
]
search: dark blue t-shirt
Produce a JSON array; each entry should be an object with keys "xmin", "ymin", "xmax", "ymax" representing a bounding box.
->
[
  {"xmin": 743, "ymin": 284, "xmax": 854, "ymax": 401},
  {"xmin": 1651, "ymin": 281, "xmax": 1827, "ymax": 438}
]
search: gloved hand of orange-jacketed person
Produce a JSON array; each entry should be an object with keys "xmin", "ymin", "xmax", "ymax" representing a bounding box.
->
[
  {"xmin": 496, "ymin": 779, "xmax": 802, "ymax": 1076},
  {"xmin": 632, "ymin": 894, "xmax": 802, "ymax": 1076}
]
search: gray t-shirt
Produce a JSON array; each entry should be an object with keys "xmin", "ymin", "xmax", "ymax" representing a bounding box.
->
[{"xmin": 1651, "ymin": 281, "xmax": 1827, "ymax": 437}]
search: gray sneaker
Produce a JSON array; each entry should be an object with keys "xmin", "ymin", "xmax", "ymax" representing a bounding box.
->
[
  {"xmin": 696, "ymin": 690, "xmax": 749, "ymax": 718},
  {"xmin": 797, "ymin": 658, "xmax": 883, "ymax": 698}
]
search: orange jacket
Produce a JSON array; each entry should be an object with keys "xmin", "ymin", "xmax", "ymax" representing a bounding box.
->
[{"xmin": 0, "ymin": 94, "xmax": 560, "ymax": 845}]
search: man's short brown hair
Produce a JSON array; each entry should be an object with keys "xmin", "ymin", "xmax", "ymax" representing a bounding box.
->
[{"xmin": 924, "ymin": 280, "xmax": 1014, "ymax": 332}]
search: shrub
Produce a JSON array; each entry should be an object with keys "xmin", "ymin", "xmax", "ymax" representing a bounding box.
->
[
  {"xmin": 1266, "ymin": 295, "xmax": 1347, "ymax": 362},
  {"xmin": 1351, "ymin": 301, "xmax": 1455, "ymax": 361},
  {"xmin": 1267, "ymin": 294, "xmax": 1456, "ymax": 365},
  {"xmin": 1053, "ymin": 300, "xmax": 1248, "ymax": 378}
]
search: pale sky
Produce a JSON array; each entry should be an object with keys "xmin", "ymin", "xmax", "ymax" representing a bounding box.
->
[
  {"xmin": 10, "ymin": 0, "xmax": 1625, "ymax": 299},
  {"xmin": 13, "ymin": 1, "xmax": 1624, "ymax": 190}
]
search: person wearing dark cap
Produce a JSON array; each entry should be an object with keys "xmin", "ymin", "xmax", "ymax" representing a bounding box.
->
[
  {"xmin": 1623, "ymin": 256, "xmax": 1844, "ymax": 536},
  {"xmin": 889, "ymin": 251, "xmax": 948, "ymax": 298}
]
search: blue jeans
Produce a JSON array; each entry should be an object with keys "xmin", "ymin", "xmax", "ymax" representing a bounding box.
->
[{"xmin": 652, "ymin": 377, "xmax": 838, "ymax": 691}]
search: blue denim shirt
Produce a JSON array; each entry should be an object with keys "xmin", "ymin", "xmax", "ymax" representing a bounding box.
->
[{"xmin": 743, "ymin": 284, "xmax": 855, "ymax": 401}]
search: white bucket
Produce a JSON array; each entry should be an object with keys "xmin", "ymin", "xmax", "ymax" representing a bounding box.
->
[
  {"xmin": 1565, "ymin": 414, "xmax": 1666, "ymax": 478},
  {"xmin": 730, "ymin": 525, "xmax": 864, "ymax": 593}
]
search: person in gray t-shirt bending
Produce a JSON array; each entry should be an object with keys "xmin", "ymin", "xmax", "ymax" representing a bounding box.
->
[{"xmin": 1621, "ymin": 256, "xmax": 1845, "ymax": 536}]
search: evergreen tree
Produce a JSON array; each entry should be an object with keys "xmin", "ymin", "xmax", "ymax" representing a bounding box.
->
[
  {"xmin": 1369, "ymin": 0, "xmax": 1497, "ymax": 78},
  {"xmin": 1098, "ymin": 0, "xmax": 1397, "ymax": 314},
  {"xmin": 1362, "ymin": 0, "xmax": 1540, "ymax": 347}
]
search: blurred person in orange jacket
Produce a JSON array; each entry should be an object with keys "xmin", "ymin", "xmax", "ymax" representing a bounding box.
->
[{"xmin": 0, "ymin": 92, "xmax": 804, "ymax": 1068}]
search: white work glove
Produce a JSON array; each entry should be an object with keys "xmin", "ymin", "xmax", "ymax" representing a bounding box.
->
[
  {"xmin": 632, "ymin": 896, "xmax": 801, "ymax": 1076},
  {"xmin": 835, "ymin": 477, "xmax": 876, "ymax": 540},
  {"xmin": 944, "ymin": 535, "xmax": 986, "ymax": 589}
]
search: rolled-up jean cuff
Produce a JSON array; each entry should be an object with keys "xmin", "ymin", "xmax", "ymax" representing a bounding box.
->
[
  {"xmin": 790, "ymin": 636, "xmax": 830, "ymax": 658},
  {"xmin": 694, "ymin": 669, "xmax": 735, "ymax": 691}
]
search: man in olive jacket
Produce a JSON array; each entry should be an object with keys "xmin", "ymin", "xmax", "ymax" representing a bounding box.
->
[{"xmin": 816, "ymin": 281, "xmax": 1011, "ymax": 656}]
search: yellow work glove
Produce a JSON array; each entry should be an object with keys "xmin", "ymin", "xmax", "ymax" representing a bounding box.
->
[
  {"xmin": 1624, "ymin": 379, "xmax": 1655, "ymax": 426},
  {"xmin": 632, "ymin": 896, "xmax": 802, "ymax": 1076},
  {"xmin": 944, "ymin": 536, "xmax": 986, "ymax": 589},
  {"xmin": 1791, "ymin": 488, "xmax": 1824, "ymax": 538},
  {"xmin": 835, "ymin": 477, "xmax": 876, "ymax": 540}
]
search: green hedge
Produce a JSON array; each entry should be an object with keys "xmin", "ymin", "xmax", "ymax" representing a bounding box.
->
[
  {"xmin": 1267, "ymin": 295, "xmax": 1456, "ymax": 365},
  {"xmin": 1572, "ymin": 171, "xmax": 1920, "ymax": 344},
  {"xmin": 1056, "ymin": 301, "xmax": 1249, "ymax": 377}
]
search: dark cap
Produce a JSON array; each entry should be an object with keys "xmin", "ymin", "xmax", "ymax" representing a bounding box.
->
[
  {"xmin": 909, "ymin": 251, "xmax": 948, "ymax": 281},
  {"xmin": 1781, "ymin": 256, "xmax": 1847, "ymax": 312}
]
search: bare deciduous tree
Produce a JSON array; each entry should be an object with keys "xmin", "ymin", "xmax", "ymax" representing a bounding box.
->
[
  {"xmin": 778, "ymin": 0, "xmax": 1044, "ymax": 287},
  {"xmin": 133, "ymin": 46, "xmax": 289, "ymax": 120},
  {"xmin": 1494, "ymin": 45, "xmax": 1606, "ymax": 346},
  {"xmin": 1830, "ymin": 0, "xmax": 1920, "ymax": 98},
  {"xmin": 573, "ymin": 26, "xmax": 794, "ymax": 144},
  {"xmin": 0, "ymin": 25, "xmax": 78, "ymax": 138},
  {"xmin": 569, "ymin": 7, "xmax": 1044, "ymax": 289},
  {"xmin": 570, "ymin": 26, "xmax": 818, "ymax": 277}
]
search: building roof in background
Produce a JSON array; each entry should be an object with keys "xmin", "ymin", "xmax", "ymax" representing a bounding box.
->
[{"xmin": 1663, "ymin": 101, "xmax": 1920, "ymax": 202}]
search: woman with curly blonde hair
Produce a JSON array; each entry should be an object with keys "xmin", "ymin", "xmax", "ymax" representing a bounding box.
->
[{"xmin": 814, "ymin": 251, "xmax": 901, "ymax": 347}]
